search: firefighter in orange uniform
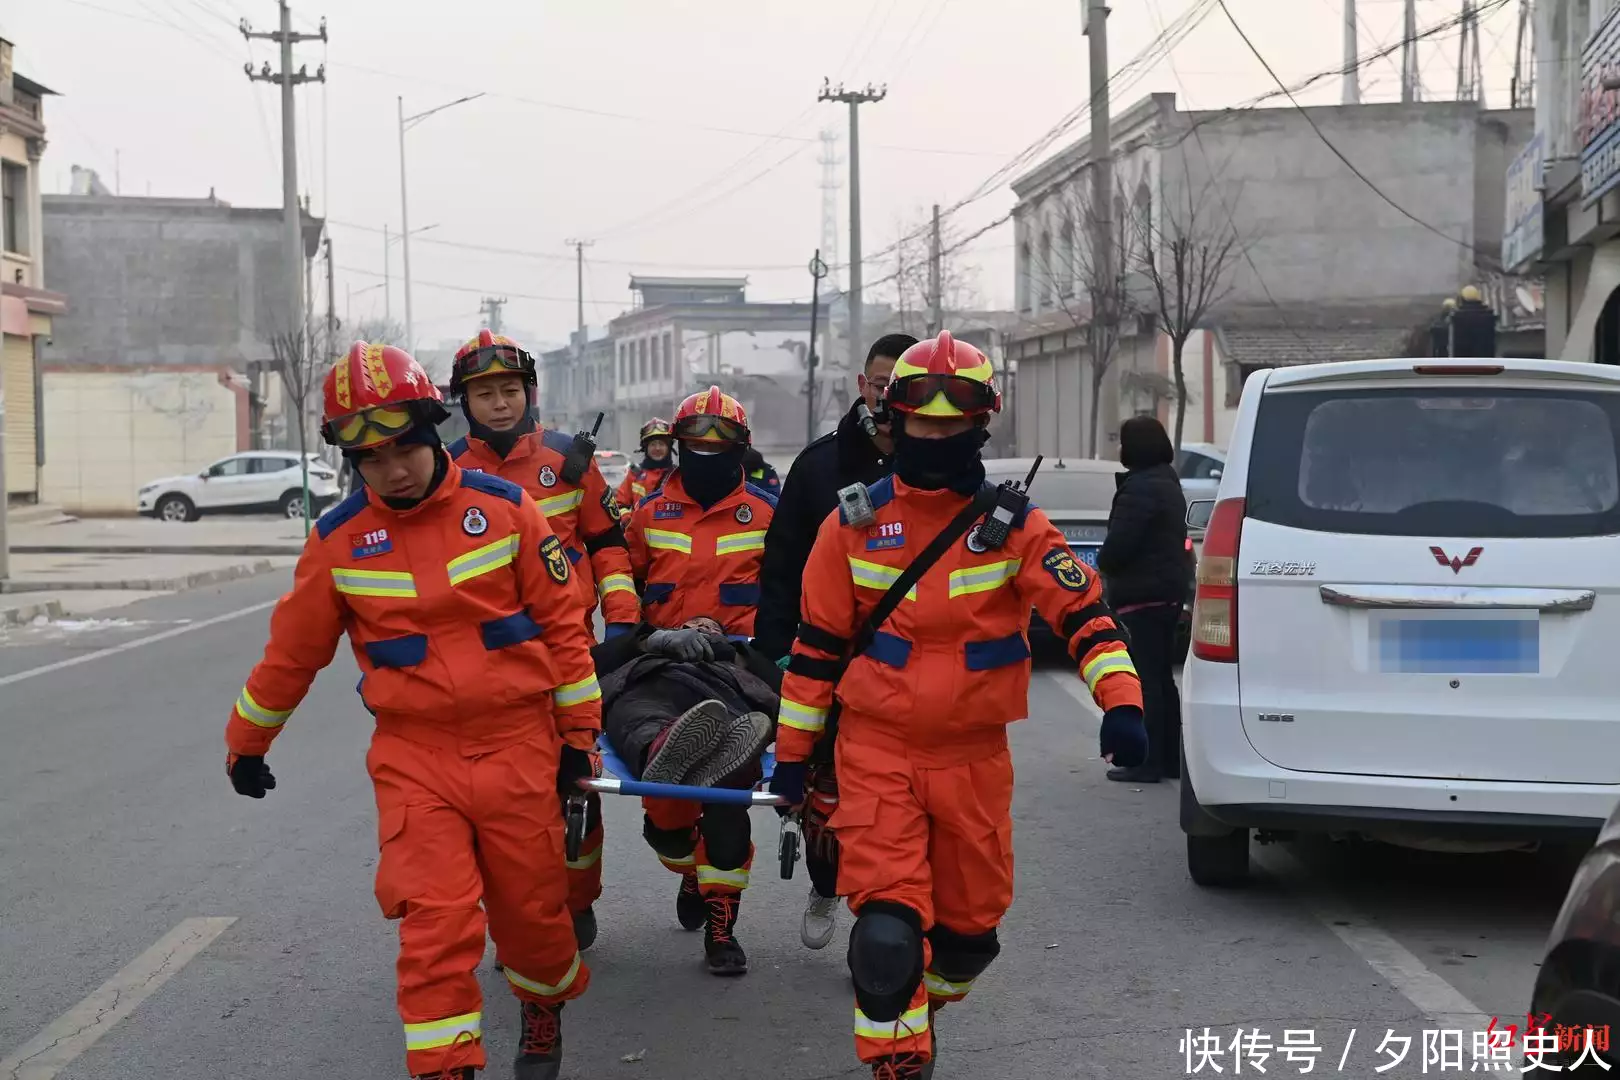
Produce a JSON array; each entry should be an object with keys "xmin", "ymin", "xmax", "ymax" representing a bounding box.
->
[
  {"xmin": 446, "ymin": 329, "xmax": 637, "ymax": 948},
  {"xmin": 621, "ymin": 386, "xmax": 777, "ymax": 975},
  {"xmin": 224, "ymin": 342, "xmax": 600, "ymax": 1080},
  {"xmin": 614, "ymin": 417, "xmax": 676, "ymax": 514},
  {"xmin": 769, "ymin": 332, "xmax": 1147, "ymax": 1080}
]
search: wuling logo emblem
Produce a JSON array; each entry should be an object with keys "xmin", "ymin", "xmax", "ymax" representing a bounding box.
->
[{"xmin": 1431, "ymin": 546, "xmax": 1483, "ymax": 574}]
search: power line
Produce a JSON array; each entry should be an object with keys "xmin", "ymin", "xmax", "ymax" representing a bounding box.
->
[{"xmin": 336, "ymin": 264, "xmax": 624, "ymax": 307}]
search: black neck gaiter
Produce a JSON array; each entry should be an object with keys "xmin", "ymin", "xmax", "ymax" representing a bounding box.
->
[
  {"xmin": 679, "ymin": 446, "xmax": 745, "ymax": 509},
  {"xmin": 640, "ymin": 453, "xmax": 670, "ymax": 472},
  {"xmin": 892, "ymin": 426, "xmax": 987, "ymax": 496},
  {"xmin": 463, "ymin": 400, "xmax": 536, "ymax": 460}
]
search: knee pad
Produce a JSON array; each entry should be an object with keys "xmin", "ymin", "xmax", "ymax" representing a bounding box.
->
[
  {"xmin": 927, "ymin": 924, "xmax": 1000, "ymax": 982},
  {"xmin": 847, "ymin": 901, "xmax": 924, "ymax": 1022},
  {"xmin": 642, "ymin": 815, "xmax": 695, "ymax": 861},
  {"xmin": 698, "ymin": 804, "xmax": 751, "ymax": 870}
]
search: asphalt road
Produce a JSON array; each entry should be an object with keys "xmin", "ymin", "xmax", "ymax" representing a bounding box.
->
[{"xmin": 0, "ymin": 570, "xmax": 1578, "ymax": 1079}]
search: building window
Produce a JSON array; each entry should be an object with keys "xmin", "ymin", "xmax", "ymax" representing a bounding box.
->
[
  {"xmin": 639, "ymin": 339, "xmax": 648, "ymax": 382},
  {"xmin": 1059, "ymin": 219, "xmax": 1075, "ymax": 299},
  {"xmin": 651, "ymin": 334, "xmax": 661, "ymax": 381},
  {"xmin": 618, "ymin": 344, "xmax": 627, "ymax": 384},
  {"xmin": 663, "ymin": 332, "xmax": 673, "ymax": 380},
  {"xmin": 1018, "ymin": 241, "xmax": 1032, "ymax": 312},
  {"xmin": 1038, "ymin": 232, "xmax": 1053, "ymax": 309},
  {"xmin": 1, "ymin": 161, "xmax": 25, "ymax": 256}
]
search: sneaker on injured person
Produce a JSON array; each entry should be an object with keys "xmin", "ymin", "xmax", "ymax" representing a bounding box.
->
[
  {"xmin": 685, "ymin": 711, "xmax": 773, "ymax": 790},
  {"xmin": 800, "ymin": 886, "xmax": 840, "ymax": 950},
  {"xmin": 641, "ymin": 700, "xmax": 731, "ymax": 784}
]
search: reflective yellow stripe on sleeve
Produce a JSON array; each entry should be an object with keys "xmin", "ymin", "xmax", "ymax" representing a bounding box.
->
[
  {"xmin": 853, "ymin": 1003, "xmax": 931, "ymax": 1041},
  {"xmin": 847, "ymin": 556, "xmax": 917, "ymax": 600},
  {"xmin": 554, "ymin": 673, "xmax": 602, "ymax": 708},
  {"xmin": 778, "ymin": 697, "xmax": 827, "ymax": 734},
  {"xmin": 235, "ymin": 687, "xmax": 291, "ymax": 729},
  {"xmin": 331, "ymin": 567, "xmax": 417, "ymax": 597},
  {"xmin": 446, "ymin": 534, "xmax": 520, "ymax": 587},
  {"xmin": 598, "ymin": 572, "xmax": 636, "ymax": 596},
  {"xmin": 503, "ymin": 952, "xmax": 582, "ymax": 997},
  {"xmin": 403, "ymin": 1011, "xmax": 482, "ymax": 1051},
  {"xmin": 1081, "ymin": 646, "xmax": 1138, "ymax": 692},
  {"xmin": 537, "ymin": 489, "xmax": 585, "ymax": 517},
  {"xmin": 714, "ymin": 530, "xmax": 767, "ymax": 556},
  {"xmin": 645, "ymin": 529, "xmax": 694, "ymax": 554},
  {"xmin": 946, "ymin": 559, "xmax": 1022, "ymax": 598}
]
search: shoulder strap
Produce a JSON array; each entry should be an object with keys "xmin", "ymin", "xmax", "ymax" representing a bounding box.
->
[{"xmin": 848, "ymin": 486, "xmax": 996, "ymax": 663}]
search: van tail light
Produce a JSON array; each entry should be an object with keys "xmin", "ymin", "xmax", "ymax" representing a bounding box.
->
[{"xmin": 1192, "ymin": 498, "xmax": 1245, "ymax": 663}]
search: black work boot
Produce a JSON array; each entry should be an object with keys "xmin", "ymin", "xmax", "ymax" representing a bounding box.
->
[
  {"xmin": 514, "ymin": 1000, "xmax": 564, "ymax": 1080},
  {"xmin": 572, "ymin": 905, "xmax": 598, "ymax": 951},
  {"xmin": 676, "ymin": 872, "xmax": 705, "ymax": 931},
  {"xmin": 870, "ymin": 1053, "xmax": 932, "ymax": 1080},
  {"xmin": 703, "ymin": 893, "xmax": 747, "ymax": 976}
]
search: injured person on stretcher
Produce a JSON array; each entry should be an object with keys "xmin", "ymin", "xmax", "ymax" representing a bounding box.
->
[{"xmin": 591, "ymin": 617, "xmax": 781, "ymax": 790}]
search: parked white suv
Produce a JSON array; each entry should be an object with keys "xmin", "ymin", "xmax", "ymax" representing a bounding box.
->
[
  {"xmin": 1181, "ymin": 358, "xmax": 1620, "ymax": 887},
  {"xmin": 138, "ymin": 451, "xmax": 340, "ymax": 522}
]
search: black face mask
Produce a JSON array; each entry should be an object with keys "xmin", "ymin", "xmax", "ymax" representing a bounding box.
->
[
  {"xmin": 893, "ymin": 425, "xmax": 987, "ymax": 495},
  {"xmin": 640, "ymin": 452, "xmax": 669, "ymax": 471},
  {"xmin": 463, "ymin": 397, "xmax": 536, "ymax": 459},
  {"xmin": 678, "ymin": 445, "xmax": 745, "ymax": 509}
]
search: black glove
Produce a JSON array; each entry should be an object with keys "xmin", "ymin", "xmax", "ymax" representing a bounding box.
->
[
  {"xmin": 557, "ymin": 745, "xmax": 599, "ymax": 797},
  {"xmin": 228, "ymin": 754, "xmax": 276, "ymax": 799},
  {"xmin": 1099, "ymin": 705, "xmax": 1148, "ymax": 768},
  {"xmin": 769, "ymin": 760, "xmax": 807, "ymax": 815},
  {"xmin": 645, "ymin": 627, "xmax": 716, "ymax": 662}
]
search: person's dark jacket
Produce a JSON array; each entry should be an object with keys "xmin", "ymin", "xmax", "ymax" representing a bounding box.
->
[
  {"xmin": 742, "ymin": 447, "xmax": 782, "ymax": 496},
  {"xmin": 753, "ymin": 400, "xmax": 892, "ymax": 659},
  {"xmin": 1097, "ymin": 462, "xmax": 1191, "ymax": 608},
  {"xmin": 592, "ymin": 625, "xmax": 782, "ymax": 704}
]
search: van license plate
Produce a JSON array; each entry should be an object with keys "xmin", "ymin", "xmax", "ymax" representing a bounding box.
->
[
  {"xmin": 1071, "ymin": 545, "xmax": 1100, "ymax": 570},
  {"xmin": 1374, "ymin": 616, "xmax": 1540, "ymax": 674}
]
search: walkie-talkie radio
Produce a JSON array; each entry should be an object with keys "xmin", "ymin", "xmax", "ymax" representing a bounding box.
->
[
  {"xmin": 974, "ymin": 455, "xmax": 1043, "ymax": 552},
  {"xmin": 853, "ymin": 400, "xmax": 880, "ymax": 439},
  {"xmin": 559, "ymin": 412, "xmax": 605, "ymax": 485}
]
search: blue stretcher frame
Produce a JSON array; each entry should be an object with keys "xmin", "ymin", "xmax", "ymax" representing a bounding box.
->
[{"xmin": 578, "ymin": 733, "xmax": 785, "ymax": 807}]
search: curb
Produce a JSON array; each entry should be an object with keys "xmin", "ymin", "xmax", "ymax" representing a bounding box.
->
[
  {"xmin": 0, "ymin": 559, "xmax": 279, "ymax": 594},
  {"xmin": 10, "ymin": 544, "xmax": 304, "ymax": 556},
  {"xmin": 0, "ymin": 598, "xmax": 66, "ymax": 627}
]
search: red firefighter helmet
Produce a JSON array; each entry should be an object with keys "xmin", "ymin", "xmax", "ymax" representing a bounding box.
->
[
  {"xmin": 887, "ymin": 330, "xmax": 1001, "ymax": 419},
  {"xmin": 638, "ymin": 417, "xmax": 675, "ymax": 448},
  {"xmin": 450, "ymin": 329, "xmax": 536, "ymax": 394},
  {"xmin": 673, "ymin": 386, "xmax": 750, "ymax": 445},
  {"xmin": 320, "ymin": 341, "xmax": 449, "ymax": 450}
]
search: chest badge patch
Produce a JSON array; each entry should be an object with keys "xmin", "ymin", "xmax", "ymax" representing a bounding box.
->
[
  {"xmin": 538, "ymin": 465, "xmax": 558, "ymax": 488},
  {"xmin": 654, "ymin": 501, "xmax": 685, "ymax": 520},
  {"xmin": 1042, "ymin": 548, "xmax": 1088, "ymax": 592},
  {"xmin": 866, "ymin": 521, "xmax": 905, "ymax": 551},
  {"xmin": 540, "ymin": 534, "xmax": 571, "ymax": 585},
  {"xmin": 965, "ymin": 524, "xmax": 990, "ymax": 554},
  {"xmin": 734, "ymin": 503, "xmax": 753, "ymax": 524},
  {"xmin": 463, "ymin": 507, "xmax": 489, "ymax": 536},
  {"xmin": 349, "ymin": 528, "xmax": 393, "ymax": 559}
]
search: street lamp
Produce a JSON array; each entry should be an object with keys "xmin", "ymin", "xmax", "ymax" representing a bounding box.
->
[
  {"xmin": 398, "ymin": 93, "xmax": 485, "ymax": 354},
  {"xmin": 382, "ymin": 222, "xmax": 438, "ymax": 324}
]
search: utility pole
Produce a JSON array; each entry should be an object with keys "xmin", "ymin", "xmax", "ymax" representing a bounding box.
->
[
  {"xmin": 1510, "ymin": 0, "xmax": 1535, "ymax": 108},
  {"xmin": 325, "ymin": 235, "xmax": 336, "ymax": 348},
  {"xmin": 397, "ymin": 92, "xmax": 485, "ymax": 356},
  {"xmin": 818, "ymin": 128, "xmax": 843, "ymax": 292},
  {"xmin": 1401, "ymin": 0, "xmax": 1420, "ymax": 103},
  {"xmin": 1342, "ymin": 0, "xmax": 1361, "ymax": 105},
  {"xmin": 565, "ymin": 239, "xmax": 593, "ymax": 340},
  {"xmin": 928, "ymin": 203, "xmax": 943, "ymax": 336},
  {"xmin": 1085, "ymin": 0, "xmax": 1114, "ymax": 457},
  {"xmin": 382, "ymin": 224, "xmax": 392, "ymax": 322},
  {"xmin": 819, "ymin": 79, "xmax": 886, "ymax": 372},
  {"xmin": 1456, "ymin": 0, "xmax": 1483, "ymax": 104},
  {"xmin": 807, "ymin": 251, "xmax": 828, "ymax": 444},
  {"xmin": 479, "ymin": 296, "xmax": 507, "ymax": 336}
]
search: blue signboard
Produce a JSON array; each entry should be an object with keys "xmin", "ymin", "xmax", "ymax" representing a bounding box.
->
[
  {"xmin": 1582, "ymin": 4, "xmax": 1620, "ymax": 204},
  {"xmin": 1504, "ymin": 132, "xmax": 1544, "ymax": 270}
]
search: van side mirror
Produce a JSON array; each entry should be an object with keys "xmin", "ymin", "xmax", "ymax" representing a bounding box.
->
[
  {"xmin": 1186, "ymin": 499, "xmax": 1215, "ymax": 531},
  {"xmin": 1209, "ymin": 467, "xmax": 1222, "ymax": 481}
]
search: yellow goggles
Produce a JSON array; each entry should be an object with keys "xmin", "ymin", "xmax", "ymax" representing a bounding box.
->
[{"xmin": 330, "ymin": 404, "xmax": 415, "ymax": 449}]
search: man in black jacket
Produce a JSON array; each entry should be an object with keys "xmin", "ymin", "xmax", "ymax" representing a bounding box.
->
[{"xmin": 752, "ymin": 331, "xmax": 915, "ymax": 953}]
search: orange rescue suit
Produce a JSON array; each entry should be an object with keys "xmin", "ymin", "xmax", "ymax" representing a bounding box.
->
[
  {"xmin": 225, "ymin": 462, "xmax": 601, "ymax": 1077},
  {"xmin": 622, "ymin": 472, "xmax": 777, "ymax": 638},
  {"xmin": 450, "ymin": 429, "xmax": 640, "ymax": 628},
  {"xmin": 775, "ymin": 474, "xmax": 1143, "ymax": 1065},
  {"xmin": 615, "ymin": 462, "xmax": 673, "ymax": 517}
]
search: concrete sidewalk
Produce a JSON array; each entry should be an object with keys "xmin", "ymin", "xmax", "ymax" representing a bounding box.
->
[
  {"xmin": 7, "ymin": 515, "xmax": 307, "ymax": 556},
  {"xmin": 0, "ymin": 552, "xmax": 294, "ymax": 625}
]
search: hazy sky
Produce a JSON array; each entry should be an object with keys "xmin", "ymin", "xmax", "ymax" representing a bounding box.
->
[{"xmin": 7, "ymin": 0, "xmax": 1526, "ymax": 349}]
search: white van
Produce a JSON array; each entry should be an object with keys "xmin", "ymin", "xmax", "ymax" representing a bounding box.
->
[{"xmin": 1181, "ymin": 358, "xmax": 1620, "ymax": 886}]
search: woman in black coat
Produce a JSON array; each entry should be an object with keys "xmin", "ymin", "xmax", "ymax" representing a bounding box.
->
[{"xmin": 1096, "ymin": 416, "xmax": 1190, "ymax": 783}]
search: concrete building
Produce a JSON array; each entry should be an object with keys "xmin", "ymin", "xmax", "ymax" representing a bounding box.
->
[
  {"xmin": 0, "ymin": 37, "xmax": 67, "ymax": 505},
  {"xmin": 1008, "ymin": 92, "xmax": 1532, "ymax": 455},
  {"xmin": 36, "ymin": 188, "xmax": 323, "ymax": 508},
  {"xmin": 538, "ymin": 326, "xmax": 614, "ymax": 437}
]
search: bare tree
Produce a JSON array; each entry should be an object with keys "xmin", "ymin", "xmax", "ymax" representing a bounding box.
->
[
  {"xmin": 350, "ymin": 316, "xmax": 407, "ymax": 347},
  {"xmin": 1029, "ymin": 180, "xmax": 1145, "ymax": 457},
  {"xmin": 267, "ymin": 322, "xmax": 327, "ymax": 534},
  {"xmin": 1134, "ymin": 181, "xmax": 1243, "ymax": 448},
  {"xmin": 881, "ymin": 208, "xmax": 982, "ymax": 338}
]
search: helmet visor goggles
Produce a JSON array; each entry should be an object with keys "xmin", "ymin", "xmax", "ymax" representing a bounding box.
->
[
  {"xmin": 329, "ymin": 404, "xmax": 416, "ymax": 449},
  {"xmin": 458, "ymin": 345, "xmax": 531, "ymax": 382},
  {"xmin": 673, "ymin": 413, "xmax": 747, "ymax": 444},
  {"xmin": 887, "ymin": 373, "xmax": 997, "ymax": 416}
]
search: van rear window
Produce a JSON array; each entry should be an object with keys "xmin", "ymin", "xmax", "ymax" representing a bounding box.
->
[{"xmin": 1246, "ymin": 387, "xmax": 1620, "ymax": 538}]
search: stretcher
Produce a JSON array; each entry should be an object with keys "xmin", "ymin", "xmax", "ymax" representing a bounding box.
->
[{"xmin": 567, "ymin": 734, "xmax": 799, "ymax": 877}]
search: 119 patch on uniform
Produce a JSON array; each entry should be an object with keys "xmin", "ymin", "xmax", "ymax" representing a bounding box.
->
[
  {"xmin": 1042, "ymin": 548, "xmax": 1089, "ymax": 592},
  {"xmin": 866, "ymin": 521, "xmax": 905, "ymax": 551},
  {"xmin": 653, "ymin": 501, "xmax": 684, "ymax": 520},
  {"xmin": 349, "ymin": 528, "xmax": 392, "ymax": 559},
  {"xmin": 539, "ymin": 535, "xmax": 571, "ymax": 585}
]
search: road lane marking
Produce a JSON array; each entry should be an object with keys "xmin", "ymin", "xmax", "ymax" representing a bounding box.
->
[
  {"xmin": 0, "ymin": 600, "xmax": 277, "ymax": 689},
  {"xmin": 1039, "ymin": 672, "xmax": 1493, "ymax": 1029},
  {"xmin": 0, "ymin": 917, "xmax": 237, "ymax": 1079}
]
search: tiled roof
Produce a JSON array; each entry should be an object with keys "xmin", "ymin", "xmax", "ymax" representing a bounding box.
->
[{"xmin": 1211, "ymin": 298, "xmax": 1446, "ymax": 367}]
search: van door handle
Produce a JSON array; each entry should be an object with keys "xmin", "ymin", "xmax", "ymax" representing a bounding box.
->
[{"xmin": 1318, "ymin": 584, "xmax": 1596, "ymax": 613}]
